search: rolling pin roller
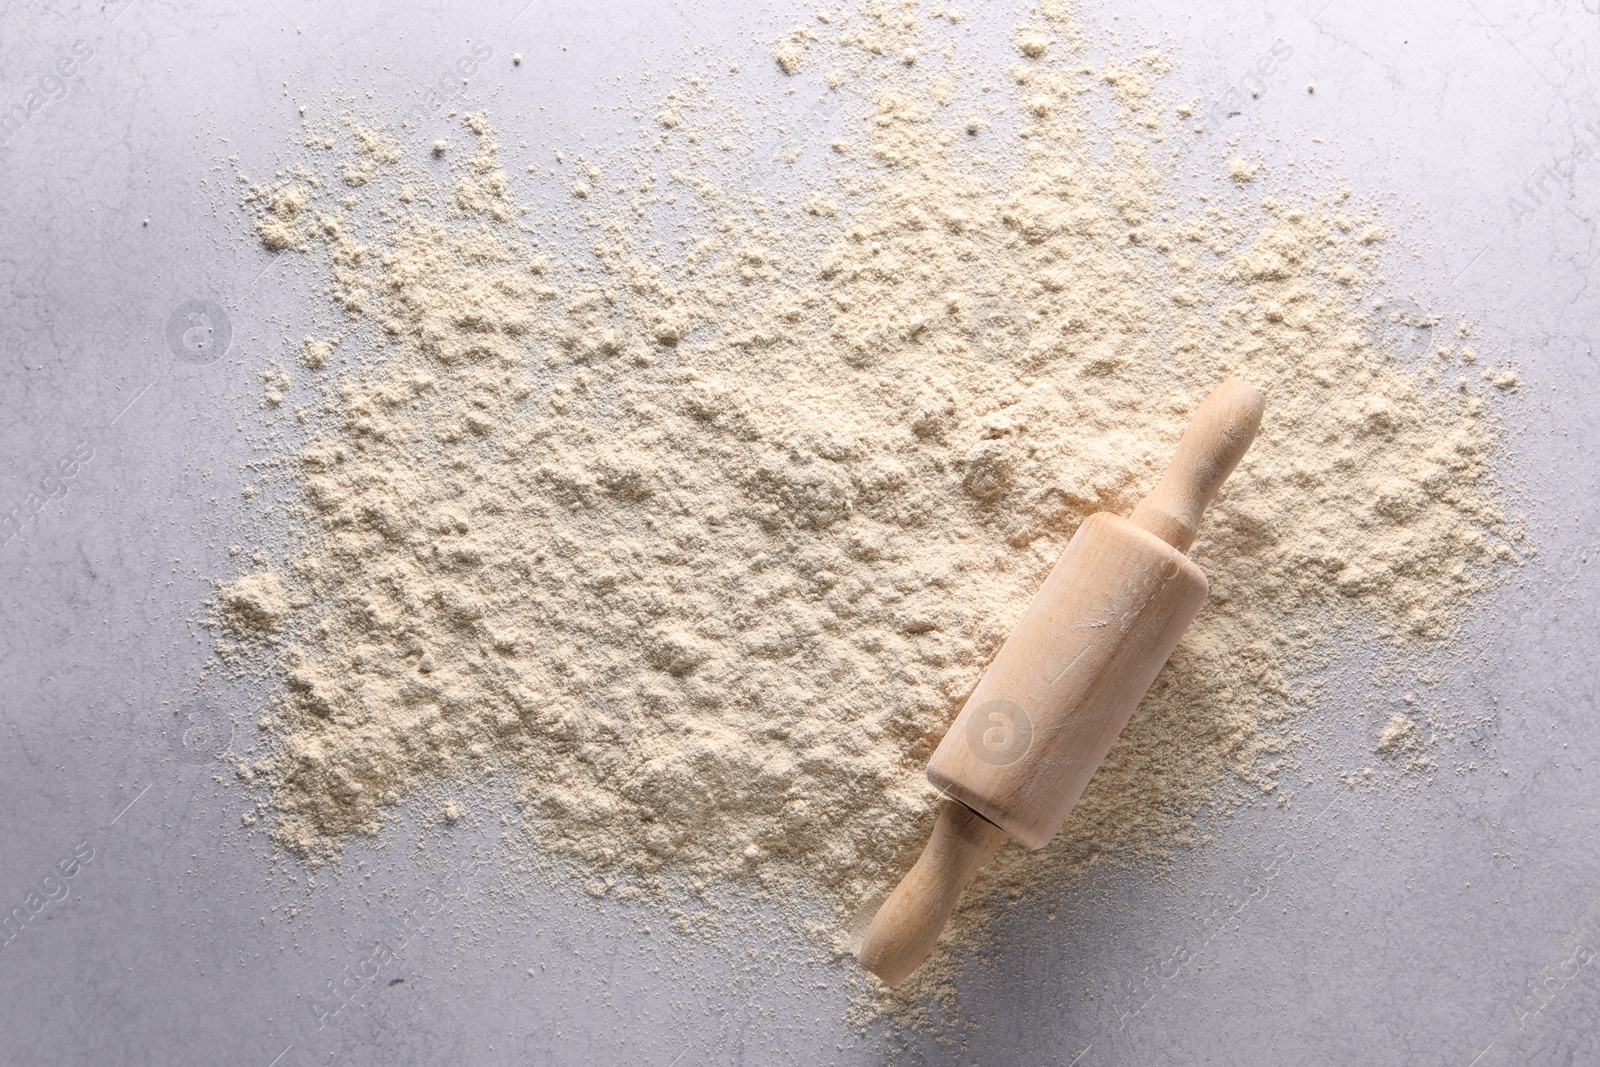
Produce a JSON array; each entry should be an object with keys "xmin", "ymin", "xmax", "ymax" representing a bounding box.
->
[{"xmin": 859, "ymin": 379, "xmax": 1266, "ymax": 986}]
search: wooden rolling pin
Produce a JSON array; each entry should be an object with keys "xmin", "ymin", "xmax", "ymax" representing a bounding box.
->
[{"xmin": 859, "ymin": 379, "xmax": 1265, "ymax": 986}]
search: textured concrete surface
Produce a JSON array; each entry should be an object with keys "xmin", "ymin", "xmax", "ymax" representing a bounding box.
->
[{"xmin": 1, "ymin": 1, "xmax": 1597, "ymax": 1064}]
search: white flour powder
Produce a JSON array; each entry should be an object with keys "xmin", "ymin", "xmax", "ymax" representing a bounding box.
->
[{"xmin": 219, "ymin": 0, "xmax": 1519, "ymax": 1003}]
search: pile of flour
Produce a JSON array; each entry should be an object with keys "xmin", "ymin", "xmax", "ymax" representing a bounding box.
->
[{"xmin": 220, "ymin": 0, "xmax": 1517, "ymax": 992}]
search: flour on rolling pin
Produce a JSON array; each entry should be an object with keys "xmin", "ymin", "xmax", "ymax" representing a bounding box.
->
[{"xmin": 859, "ymin": 380, "xmax": 1266, "ymax": 987}]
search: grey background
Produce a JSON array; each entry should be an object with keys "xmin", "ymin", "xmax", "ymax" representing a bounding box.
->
[{"xmin": 1, "ymin": 0, "xmax": 1598, "ymax": 1064}]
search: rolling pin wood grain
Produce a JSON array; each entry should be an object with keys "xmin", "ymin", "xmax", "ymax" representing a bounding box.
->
[{"xmin": 859, "ymin": 379, "xmax": 1265, "ymax": 987}]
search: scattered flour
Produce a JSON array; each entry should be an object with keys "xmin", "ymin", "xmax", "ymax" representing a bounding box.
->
[
  {"xmin": 218, "ymin": 571, "xmax": 290, "ymax": 636},
  {"xmin": 252, "ymin": 185, "xmax": 310, "ymax": 251},
  {"xmin": 227, "ymin": 0, "xmax": 1519, "ymax": 1010},
  {"xmin": 300, "ymin": 335, "xmax": 336, "ymax": 369},
  {"xmin": 1377, "ymin": 712, "xmax": 1420, "ymax": 754}
]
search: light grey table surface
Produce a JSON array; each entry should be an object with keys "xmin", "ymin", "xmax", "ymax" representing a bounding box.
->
[{"xmin": 2, "ymin": 1, "xmax": 1598, "ymax": 1064}]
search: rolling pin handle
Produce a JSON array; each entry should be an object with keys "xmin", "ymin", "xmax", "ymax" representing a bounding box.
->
[
  {"xmin": 1128, "ymin": 379, "xmax": 1265, "ymax": 553},
  {"xmin": 858, "ymin": 799, "xmax": 1009, "ymax": 987}
]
